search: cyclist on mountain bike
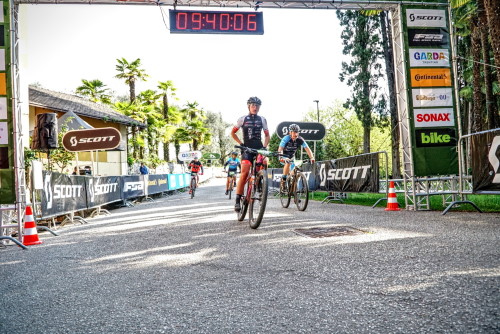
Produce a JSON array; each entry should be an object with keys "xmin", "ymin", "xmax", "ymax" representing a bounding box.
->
[
  {"xmin": 224, "ymin": 151, "xmax": 241, "ymax": 195},
  {"xmin": 188, "ymin": 157, "xmax": 204, "ymax": 193},
  {"xmin": 231, "ymin": 96, "xmax": 270, "ymax": 211},
  {"xmin": 278, "ymin": 123, "xmax": 315, "ymax": 186}
]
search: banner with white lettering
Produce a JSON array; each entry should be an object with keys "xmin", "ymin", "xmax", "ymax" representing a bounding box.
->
[
  {"xmin": 317, "ymin": 154, "xmax": 379, "ymax": 193},
  {"xmin": 147, "ymin": 174, "xmax": 169, "ymax": 195},
  {"xmin": 471, "ymin": 130, "xmax": 500, "ymax": 193},
  {"xmin": 122, "ymin": 175, "xmax": 145, "ymax": 199},
  {"xmin": 86, "ymin": 176, "xmax": 122, "ymax": 208},
  {"xmin": 41, "ymin": 171, "xmax": 88, "ymax": 218}
]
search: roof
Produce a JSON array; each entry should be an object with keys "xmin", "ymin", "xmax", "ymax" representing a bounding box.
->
[{"xmin": 29, "ymin": 86, "xmax": 146, "ymax": 128}]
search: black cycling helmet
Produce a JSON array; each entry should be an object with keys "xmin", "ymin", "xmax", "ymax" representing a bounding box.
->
[
  {"xmin": 289, "ymin": 124, "xmax": 300, "ymax": 133},
  {"xmin": 231, "ymin": 151, "xmax": 238, "ymax": 155},
  {"xmin": 247, "ymin": 96, "xmax": 262, "ymax": 105}
]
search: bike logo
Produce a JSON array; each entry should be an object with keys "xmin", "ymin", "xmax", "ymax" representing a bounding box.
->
[
  {"xmin": 70, "ymin": 136, "xmax": 78, "ymax": 146},
  {"xmin": 319, "ymin": 163, "xmax": 327, "ymax": 187},
  {"xmin": 43, "ymin": 173, "xmax": 53, "ymax": 210}
]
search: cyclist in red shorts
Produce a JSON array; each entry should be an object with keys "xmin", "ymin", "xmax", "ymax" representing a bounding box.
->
[{"xmin": 230, "ymin": 96, "xmax": 270, "ymax": 211}]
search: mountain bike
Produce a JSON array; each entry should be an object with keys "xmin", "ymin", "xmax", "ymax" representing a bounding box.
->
[
  {"xmin": 279, "ymin": 158, "xmax": 309, "ymax": 211},
  {"xmin": 189, "ymin": 172, "xmax": 198, "ymax": 199},
  {"xmin": 225, "ymin": 170, "xmax": 238, "ymax": 200},
  {"xmin": 234, "ymin": 145, "xmax": 277, "ymax": 229}
]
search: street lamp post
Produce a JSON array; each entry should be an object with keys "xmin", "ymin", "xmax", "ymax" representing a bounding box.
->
[{"xmin": 313, "ymin": 100, "xmax": 319, "ymax": 122}]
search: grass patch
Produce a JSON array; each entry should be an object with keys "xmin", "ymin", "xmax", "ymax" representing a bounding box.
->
[{"xmin": 310, "ymin": 191, "xmax": 500, "ymax": 213}]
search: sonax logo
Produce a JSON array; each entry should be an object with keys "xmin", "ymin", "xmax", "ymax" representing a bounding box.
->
[{"xmin": 414, "ymin": 108, "xmax": 455, "ymax": 128}]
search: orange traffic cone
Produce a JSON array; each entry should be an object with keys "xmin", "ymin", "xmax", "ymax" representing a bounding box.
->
[
  {"xmin": 385, "ymin": 181, "xmax": 400, "ymax": 211},
  {"xmin": 22, "ymin": 205, "xmax": 43, "ymax": 246}
]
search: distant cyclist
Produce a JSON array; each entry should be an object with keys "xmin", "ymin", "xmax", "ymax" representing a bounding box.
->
[
  {"xmin": 231, "ymin": 96, "xmax": 270, "ymax": 211},
  {"xmin": 278, "ymin": 123, "xmax": 315, "ymax": 185},
  {"xmin": 224, "ymin": 151, "xmax": 241, "ymax": 195},
  {"xmin": 188, "ymin": 157, "xmax": 204, "ymax": 193}
]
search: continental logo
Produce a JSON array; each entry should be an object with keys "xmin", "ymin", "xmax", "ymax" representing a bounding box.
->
[
  {"xmin": 410, "ymin": 68, "xmax": 452, "ymax": 87},
  {"xmin": 412, "ymin": 88, "xmax": 453, "ymax": 107},
  {"xmin": 415, "ymin": 128, "xmax": 456, "ymax": 147}
]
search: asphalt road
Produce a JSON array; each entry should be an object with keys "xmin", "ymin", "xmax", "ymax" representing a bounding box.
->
[{"xmin": 1, "ymin": 177, "xmax": 499, "ymax": 334}]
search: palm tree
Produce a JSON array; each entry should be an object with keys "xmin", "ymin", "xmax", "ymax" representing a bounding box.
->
[
  {"xmin": 158, "ymin": 80, "xmax": 178, "ymax": 161},
  {"xmin": 75, "ymin": 79, "xmax": 111, "ymax": 104},
  {"xmin": 115, "ymin": 58, "xmax": 149, "ymax": 103}
]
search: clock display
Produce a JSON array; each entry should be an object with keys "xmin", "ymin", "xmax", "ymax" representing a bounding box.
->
[{"xmin": 169, "ymin": 10, "xmax": 264, "ymax": 35}]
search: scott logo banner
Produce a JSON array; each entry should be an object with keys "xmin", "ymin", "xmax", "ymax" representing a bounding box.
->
[
  {"xmin": 86, "ymin": 176, "xmax": 121, "ymax": 208},
  {"xmin": 471, "ymin": 131, "xmax": 500, "ymax": 192},
  {"xmin": 317, "ymin": 153, "xmax": 379, "ymax": 193},
  {"xmin": 276, "ymin": 121, "xmax": 326, "ymax": 141},
  {"xmin": 62, "ymin": 127, "xmax": 121, "ymax": 152},
  {"xmin": 41, "ymin": 171, "xmax": 87, "ymax": 217},
  {"xmin": 406, "ymin": 9, "xmax": 447, "ymax": 28}
]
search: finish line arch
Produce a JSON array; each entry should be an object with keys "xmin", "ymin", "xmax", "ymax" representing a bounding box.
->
[{"xmin": 2, "ymin": 0, "xmax": 456, "ymax": 223}]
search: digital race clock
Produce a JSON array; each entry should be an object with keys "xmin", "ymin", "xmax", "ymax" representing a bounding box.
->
[{"xmin": 169, "ymin": 10, "xmax": 264, "ymax": 35}]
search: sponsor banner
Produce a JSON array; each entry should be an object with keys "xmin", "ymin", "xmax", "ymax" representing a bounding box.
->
[
  {"xmin": 41, "ymin": 171, "xmax": 88, "ymax": 218},
  {"xmin": 406, "ymin": 9, "xmax": 447, "ymax": 28},
  {"xmin": 413, "ymin": 108, "xmax": 455, "ymax": 128},
  {"xmin": 415, "ymin": 128, "xmax": 457, "ymax": 148},
  {"xmin": 410, "ymin": 68, "xmax": 452, "ymax": 87},
  {"xmin": 178, "ymin": 150, "xmax": 202, "ymax": 162},
  {"xmin": 62, "ymin": 127, "xmax": 121, "ymax": 152},
  {"xmin": 122, "ymin": 175, "xmax": 145, "ymax": 199},
  {"xmin": 147, "ymin": 174, "xmax": 169, "ymax": 195},
  {"xmin": 409, "ymin": 48, "xmax": 449, "ymax": 67},
  {"xmin": 408, "ymin": 28, "xmax": 449, "ymax": 47},
  {"xmin": 167, "ymin": 173, "xmax": 190, "ymax": 190},
  {"xmin": 471, "ymin": 130, "xmax": 500, "ymax": 192},
  {"xmin": 86, "ymin": 176, "xmax": 122, "ymax": 208},
  {"xmin": 317, "ymin": 153, "xmax": 379, "ymax": 193},
  {"xmin": 411, "ymin": 88, "xmax": 453, "ymax": 107},
  {"xmin": 276, "ymin": 121, "xmax": 326, "ymax": 140}
]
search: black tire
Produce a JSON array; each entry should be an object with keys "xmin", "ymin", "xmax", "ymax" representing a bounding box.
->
[
  {"xmin": 295, "ymin": 172, "xmax": 309, "ymax": 211},
  {"xmin": 280, "ymin": 177, "xmax": 291, "ymax": 208},
  {"xmin": 190, "ymin": 177, "xmax": 196, "ymax": 199},
  {"xmin": 249, "ymin": 169, "xmax": 269, "ymax": 229},
  {"xmin": 237, "ymin": 179, "xmax": 249, "ymax": 221}
]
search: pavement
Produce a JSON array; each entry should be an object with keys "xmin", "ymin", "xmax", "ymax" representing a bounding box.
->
[{"xmin": 1, "ymin": 177, "xmax": 499, "ymax": 334}]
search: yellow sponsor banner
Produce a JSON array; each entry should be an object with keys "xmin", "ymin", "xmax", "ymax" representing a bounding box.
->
[
  {"xmin": 0, "ymin": 73, "xmax": 6, "ymax": 95},
  {"xmin": 410, "ymin": 68, "xmax": 452, "ymax": 87}
]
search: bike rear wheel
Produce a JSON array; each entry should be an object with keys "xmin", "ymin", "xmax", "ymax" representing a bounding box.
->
[
  {"xmin": 237, "ymin": 179, "xmax": 249, "ymax": 221},
  {"xmin": 249, "ymin": 169, "xmax": 269, "ymax": 229},
  {"xmin": 294, "ymin": 172, "xmax": 309, "ymax": 211},
  {"xmin": 190, "ymin": 177, "xmax": 196, "ymax": 199},
  {"xmin": 280, "ymin": 177, "xmax": 291, "ymax": 208}
]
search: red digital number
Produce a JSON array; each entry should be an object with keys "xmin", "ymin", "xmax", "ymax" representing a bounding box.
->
[
  {"xmin": 220, "ymin": 13, "xmax": 230, "ymax": 30},
  {"xmin": 234, "ymin": 14, "xmax": 244, "ymax": 31},
  {"xmin": 191, "ymin": 12, "xmax": 202, "ymax": 30},
  {"xmin": 205, "ymin": 13, "xmax": 217, "ymax": 30},
  {"xmin": 176, "ymin": 12, "xmax": 188, "ymax": 29},
  {"xmin": 247, "ymin": 14, "xmax": 257, "ymax": 31}
]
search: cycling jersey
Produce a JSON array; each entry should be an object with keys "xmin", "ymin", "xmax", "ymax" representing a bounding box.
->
[
  {"xmin": 279, "ymin": 135, "xmax": 309, "ymax": 158},
  {"xmin": 188, "ymin": 160, "xmax": 203, "ymax": 173},
  {"xmin": 224, "ymin": 158, "xmax": 240, "ymax": 171},
  {"xmin": 233, "ymin": 114, "xmax": 269, "ymax": 150}
]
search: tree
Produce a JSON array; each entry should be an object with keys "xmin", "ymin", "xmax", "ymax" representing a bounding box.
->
[
  {"xmin": 115, "ymin": 58, "xmax": 149, "ymax": 103},
  {"xmin": 158, "ymin": 80, "xmax": 178, "ymax": 161},
  {"xmin": 337, "ymin": 10, "xmax": 388, "ymax": 153},
  {"xmin": 75, "ymin": 79, "xmax": 111, "ymax": 104},
  {"xmin": 203, "ymin": 111, "xmax": 232, "ymax": 165}
]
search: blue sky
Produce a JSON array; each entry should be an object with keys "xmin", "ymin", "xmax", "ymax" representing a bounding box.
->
[{"xmin": 19, "ymin": 4, "xmax": 350, "ymax": 133}]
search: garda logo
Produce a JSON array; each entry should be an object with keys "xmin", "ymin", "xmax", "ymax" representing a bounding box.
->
[
  {"xmin": 407, "ymin": 9, "xmax": 446, "ymax": 28},
  {"xmin": 412, "ymin": 88, "xmax": 453, "ymax": 108},
  {"xmin": 414, "ymin": 108, "xmax": 455, "ymax": 128},
  {"xmin": 488, "ymin": 136, "xmax": 500, "ymax": 183},
  {"xmin": 415, "ymin": 128, "xmax": 456, "ymax": 148},
  {"xmin": 409, "ymin": 49, "xmax": 449, "ymax": 67}
]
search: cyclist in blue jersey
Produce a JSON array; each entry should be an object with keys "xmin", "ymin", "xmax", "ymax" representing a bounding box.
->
[
  {"xmin": 278, "ymin": 124, "xmax": 315, "ymax": 186},
  {"xmin": 231, "ymin": 96, "xmax": 270, "ymax": 211},
  {"xmin": 224, "ymin": 152, "xmax": 241, "ymax": 195}
]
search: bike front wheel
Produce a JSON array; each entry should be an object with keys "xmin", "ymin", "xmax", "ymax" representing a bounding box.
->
[
  {"xmin": 237, "ymin": 179, "xmax": 249, "ymax": 221},
  {"xmin": 280, "ymin": 177, "xmax": 291, "ymax": 208},
  {"xmin": 249, "ymin": 169, "xmax": 269, "ymax": 229},
  {"xmin": 294, "ymin": 172, "xmax": 309, "ymax": 211},
  {"xmin": 190, "ymin": 177, "xmax": 196, "ymax": 199}
]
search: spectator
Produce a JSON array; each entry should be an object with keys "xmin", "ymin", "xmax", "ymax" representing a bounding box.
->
[
  {"xmin": 72, "ymin": 167, "xmax": 78, "ymax": 175},
  {"xmin": 139, "ymin": 162, "xmax": 149, "ymax": 175}
]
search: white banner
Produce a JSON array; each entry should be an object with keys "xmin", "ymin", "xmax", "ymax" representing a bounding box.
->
[
  {"xmin": 409, "ymin": 48, "xmax": 449, "ymax": 67},
  {"xmin": 413, "ymin": 108, "xmax": 455, "ymax": 128},
  {"xmin": 178, "ymin": 150, "xmax": 202, "ymax": 162},
  {"xmin": 406, "ymin": 9, "xmax": 447, "ymax": 28},
  {"xmin": 412, "ymin": 88, "xmax": 453, "ymax": 108}
]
